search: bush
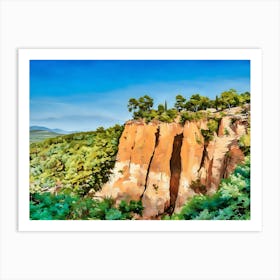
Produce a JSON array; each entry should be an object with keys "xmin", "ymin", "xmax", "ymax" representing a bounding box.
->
[
  {"xmin": 180, "ymin": 111, "xmax": 208, "ymax": 124},
  {"xmin": 201, "ymin": 129, "xmax": 214, "ymax": 142},
  {"xmin": 30, "ymin": 193, "xmax": 144, "ymax": 220},
  {"xmin": 30, "ymin": 193, "xmax": 75, "ymax": 220},
  {"xmin": 200, "ymin": 119, "xmax": 219, "ymax": 142},
  {"xmin": 189, "ymin": 179, "xmax": 207, "ymax": 194},
  {"xmin": 207, "ymin": 119, "xmax": 219, "ymax": 133},
  {"xmin": 239, "ymin": 132, "xmax": 250, "ymax": 156}
]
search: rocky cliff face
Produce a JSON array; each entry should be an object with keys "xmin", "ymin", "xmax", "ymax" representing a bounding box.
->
[{"xmin": 98, "ymin": 111, "xmax": 248, "ymax": 219}]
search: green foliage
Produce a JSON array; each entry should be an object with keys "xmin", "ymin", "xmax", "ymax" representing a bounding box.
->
[
  {"xmin": 224, "ymin": 128, "xmax": 230, "ymax": 136},
  {"xmin": 30, "ymin": 193, "xmax": 144, "ymax": 220},
  {"xmin": 168, "ymin": 156, "xmax": 250, "ymax": 220},
  {"xmin": 128, "ymin": 95, "xmax": 178, "ymax": 123},
  {"xmin": 158, "ymin": 109, "xmax": 178, "ymax": 123},
  {"xmin": 185, "ymin": 94, "xmax": 211, "ymax": 112},
  {"xmin": 239, "ymin": 92, "xmax": 250, "ymax": 104},
  {"xmin": 118, "ymin": 200, "xmax": 144, "ymax": 219},
  {"xmin": 30, "ymin": 125, "xmax": 124, "ymax": 195},
  {"xmin": 128, "ymin": 95, "xmax": 154, "ymax": 119},
  {"xmin": 219, "ymin": 89, "xmax": 240, "ymax": 109},
  {"xmin": 214, "ymin": 95, "xmax": 220, "ymax": 110},
  {"xmin": 174, "ymin": 94, "xmax": 186, "ymax": 112},
  {"xmin": 239, "ymin": 131, "xmax": 251, "ymax": 156},
  {"xmin": 201, "ymin": 129, "xmax": 214, "ymax": 142},
  {"xmin": 200, "ymin": 119, "xmax": 219, "ymax": 142},
  {"xmin": 189, "ymin": 179, "xmax": 207, "ymax": 194},
  {"xmin": 207, "ymin": 119, "xmax": 219, "ymax": 132},
  {"xmin": 180, "ymin": 111, "xmax": 208, "ymax": 124},
  {"xmin": 128, "ymin": 90, "xmax": 250, "ymax": 124},
  {"xmin": 157, "ymin": 104, "xmax": 165, "ymax": 114},
  {"xmin": 30, "ymin": 193, "xmax": 75, "ymax": 220}
]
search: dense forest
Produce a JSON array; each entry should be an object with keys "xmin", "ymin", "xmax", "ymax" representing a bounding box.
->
[{"xmin": 30, "ymin": 89, "xmax": 250, "ymax": 220}]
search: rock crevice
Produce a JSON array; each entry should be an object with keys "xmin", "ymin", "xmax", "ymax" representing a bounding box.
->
[
  {"xmin": 168, "ymin": 133, "xmax": 183, "ymax": 214},
  {"xmin": 141, "ymin": 126, "xmax": 160, "ymax": 198}
]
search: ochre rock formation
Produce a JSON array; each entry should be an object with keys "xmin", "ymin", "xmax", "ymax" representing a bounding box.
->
[
  {"xmin": 141, "ymin": 123, "xmax": 183, "ymax": 218},
  {"xmin": 98, "ymin": 114, "xmax": 248, "ymax": 219}
]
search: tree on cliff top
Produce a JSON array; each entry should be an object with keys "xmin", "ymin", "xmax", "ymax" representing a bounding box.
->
[
  {"xmin": 174, "ymin": 94, "xmax": 187, "ymax": 112},
  {"xmin": 185, "ymin": 94, "xmax": 211, "ymax": 112},
  {"xmin": 128, "ymin": 95, "xmax": 154, "ymax": 119},
  {"xmin": 219, "ymin": 89, "xmax": 240, "ymax": 109},
  {"xmin": 239, "ymin": 91, "xmax": 250, "ymax": 104}
]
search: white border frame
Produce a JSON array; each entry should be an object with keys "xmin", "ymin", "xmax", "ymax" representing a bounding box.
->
[{"xmin": 18, "ymin": 48, "xmax": 262, "ymax": 231}]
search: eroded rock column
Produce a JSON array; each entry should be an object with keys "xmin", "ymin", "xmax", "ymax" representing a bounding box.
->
[
  {"xmin": 99, "ymin": 122, "xmax": 158, "ymax": 201},
  {"xmin": 142, "ymin": 123, "xmax": 183, "ymax": 218},
  {"xmin": 174, "ymin": 121, "xmax": 204, "ymax": 212}
]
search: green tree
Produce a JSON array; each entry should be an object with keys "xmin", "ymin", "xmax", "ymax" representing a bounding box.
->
[
  {"xmin": 219, "ymin": 89, "xmax": 240, "ymax": 109},
  {"xmin": 157, "ymin": 104, "xmax": 165, "ymax": 114},
  {"xmin": 164, "ymin": 100, "xmax": 168, "ymax": 111},
  {"xmin": 239, "ymin": 91, "xmax": 250, "ymax": 104},
  {"xmin": 127, "ymin": 98, "xmax": 139, "ymax": 113},
  {"xmin": 214, "ymin": 95, "xmax": 220, "ymax": 110},
  {"xmin": 186, "ymin": 94, "xmax": 210, "ymax": 112},
  {"xmin": 174, "ymin": 94, "xmax": 186, "ymax": 112},
  {"xmin": 128, "ymin": 95, "xmax": 154, "ymax": 119},
  {"xmin": 200, "ymin": 96, "xmax": 211, "ymax": 110},
  {"xmin": 138, "ymin": 95, "xmax": 153, "ymax": 112}
]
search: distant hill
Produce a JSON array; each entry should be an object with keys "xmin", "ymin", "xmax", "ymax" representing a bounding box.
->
[
  {"xmin": 30, "ymin": 126, "xmax": 74, "ymax": 134},
  {"xmin": 30, "ymin": 130, "xmax": 61, "ymax": 143},
  {"xmin": 30, "ymin": 126, "xmax": 75, "ymax": 143}
]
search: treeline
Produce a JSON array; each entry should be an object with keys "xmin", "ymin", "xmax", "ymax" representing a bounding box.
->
[{"xmin": 128, "ymin": 89, "xmax": 250, "ymax": 122}]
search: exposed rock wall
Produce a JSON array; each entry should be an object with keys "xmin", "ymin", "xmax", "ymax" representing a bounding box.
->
[
  {"xmin": 141, "ymin": 123, "xmax": 183, "ymax": 218},
  {"xmin": 98, "ymin": 115, "xmax": 248, "ymax": 219}
]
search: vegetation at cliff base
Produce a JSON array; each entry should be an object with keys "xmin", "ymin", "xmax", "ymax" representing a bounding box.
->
[
  {"xmin": 164, "ymin": 156, "xmax": 250, "ymax": 220},
  {"xmin": 30, "ymin": 194, "xmax": 143, "ymax": 220}
]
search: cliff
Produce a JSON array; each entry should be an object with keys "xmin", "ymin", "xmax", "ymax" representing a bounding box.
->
[{"xmin": 98, "ymin": 108, "xmax": 249, "ymax": 219}]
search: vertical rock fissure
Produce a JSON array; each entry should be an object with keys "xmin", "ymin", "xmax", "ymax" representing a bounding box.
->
[
  {"xmin": 217, "ymin": 118, "xmax": 222, "ymax": 135},
  {"xmin": 198, "ymin": 143, "xmax": 208, "ymax": 172},
  {"xmin": 140, "ymin": 126, "xmax": 160, "ymax": 198},
  {"xmin": 168, "ymin": 133, "xmax": 183, "ymax": 214}
]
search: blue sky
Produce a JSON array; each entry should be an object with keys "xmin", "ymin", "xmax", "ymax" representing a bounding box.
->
[{"xmin": 30, "ymin": 60, "xmax": 250, "ymax": 131}]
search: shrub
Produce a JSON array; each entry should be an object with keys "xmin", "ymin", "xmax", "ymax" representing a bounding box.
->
[
  {"xmin": 189, "ymin": 179, "xmax": 207, "ymax": 194},
  {"xmin": 30, "ymin": 193, "xmax": 75, "ymax": 220},
  {"xmin": 201, "ymin": 129, "xmax": 214, "ymax": 142},
  {"xmin": 180, "ymin": 111, "xmax": 208, "ymax": 124},
  {"xmin": 30, "ymin": 193, "xmax": 144, "ymax": 220},
  {"xmin": 224, "ymin": 128, "xmax": 230, "ymax": 136},
  {"xmin": 207, "ymin": 119, "xmax": 219, "ymax": 132},
  {"xmin": 239, "ymin": 132, "xmax": 250, "ymax": 156}
]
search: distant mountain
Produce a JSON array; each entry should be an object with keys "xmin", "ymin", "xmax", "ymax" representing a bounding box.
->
[
  {"xmin": 30, "ymin": 126, "xmax": 75, "ymax": 135},
  {"xmin": 30, "ymin": 126, "xmax": 76, "ymax": 143},
  {"xmin": 30, "ymin": 126, "xmax": 52, "ymax": 132}
]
